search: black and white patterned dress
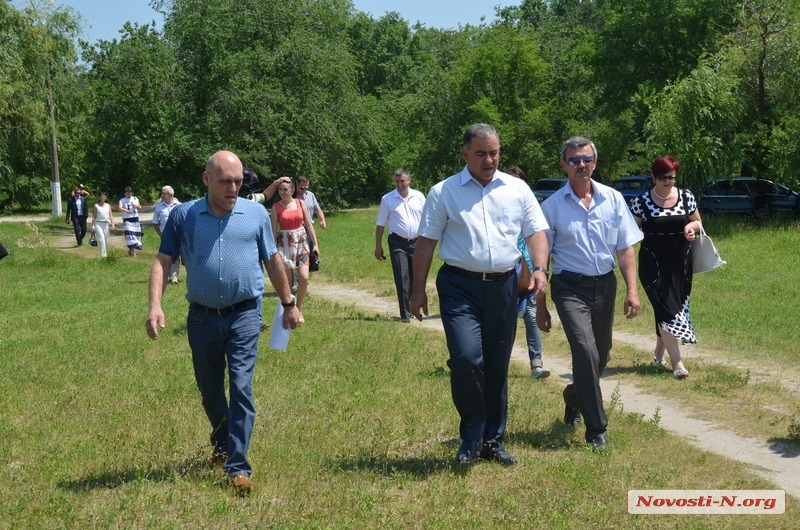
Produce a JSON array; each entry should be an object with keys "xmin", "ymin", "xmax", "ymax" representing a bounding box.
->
[{"xmin": 630, "ymin": 189, "xmax": 697, "ymax": 344}]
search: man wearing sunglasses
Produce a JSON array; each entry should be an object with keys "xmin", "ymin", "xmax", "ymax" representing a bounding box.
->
[{"xmin": 536, "ymin": 136, "xmax": 642, "ymax": 452}]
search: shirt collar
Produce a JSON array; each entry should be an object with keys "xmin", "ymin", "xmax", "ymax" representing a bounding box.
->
[
  {"xmin": 458, "ymin": 165, "xmax": 501, "ymax": 187},
  {"xmin": 390, "ymin": 187, "xmax": 414, "ymax": 199},
  {"xmin": 562, "ymin": 178, "xmax": 610, "ymax": 203},
  {"xmin": 200, "ymin": 195, "xmax": 245, "ymax": 218}
]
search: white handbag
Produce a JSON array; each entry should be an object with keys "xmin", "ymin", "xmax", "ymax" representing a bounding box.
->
[{"xmin": 692, "ymin": 225, "xmax": 726, "ymax": 274}]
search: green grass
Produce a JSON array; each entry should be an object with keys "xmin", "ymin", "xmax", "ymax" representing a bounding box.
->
[{"xmin": 0, "ymin": 213, "xmax": 798, "ymax": 527}]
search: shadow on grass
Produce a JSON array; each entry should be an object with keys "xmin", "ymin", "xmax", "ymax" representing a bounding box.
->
[
  {"xmin": 509, "ymin": 422, "xmax": 586, "ymax": 452},
  {"xmin": 603, "ymin": 365, "xmax": 666, "ymax": 377},
  {"xmin": 172, "ymin": 321, "xmax": 187, "ymax": 335},
  {"xmin": 767, "ymin": 438, "xmax": 800, "ymax": 458},
  {"xmin": 331, "ymin": 453, "xmax": 469, "ymax": 478},
  {"xmin": 38, "ymin": 222, "xmax": 79, "ymax": 249},
  {"xmin": 330, "ymin": 428, "xmax": 581, "ymax": 479},
  {"xmin": 422, "ymin": 365, "xmax": 449, "ymax": 378},
  {"xmin": 56, "ymin": 452, "xmax": 215, "ymax": 493}
]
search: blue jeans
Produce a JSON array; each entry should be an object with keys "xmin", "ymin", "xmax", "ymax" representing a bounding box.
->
[
  {"xmin": 187, "ymin": 298, "xmax": 262, "ymax": 477},
  {"xmin": 522, "ymin": 294, "xmax": 543, "ymax": 367}
]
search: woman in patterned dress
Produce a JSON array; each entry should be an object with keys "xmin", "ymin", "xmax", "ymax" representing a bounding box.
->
[
  {"xmin": 118, "ymin": 186, "xmax": 143, "ymax": 256},
  {"xmin": 270, "ymin": 179, "xmax": 319, "ymax": 311},
  {"xmin": 630, "ymin": 156, "xmax": 703, "ymax": 379}
]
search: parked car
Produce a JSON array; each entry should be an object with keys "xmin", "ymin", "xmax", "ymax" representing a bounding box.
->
[
  {"xmin": 699, "ymin": 177, "xmax": 800, "ymax": 217},
  {"xmin": 532, "ymin": 178, "xmax": 568, "ymax": 203},
  {"xmin": 612, "ymin": 175, "xmax": 653, "ymax": 205}
]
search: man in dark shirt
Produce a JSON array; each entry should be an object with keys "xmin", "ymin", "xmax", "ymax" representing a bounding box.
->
[{"xmin": 65, "ymin": 187, "xmax": 89, "ymax": 246}]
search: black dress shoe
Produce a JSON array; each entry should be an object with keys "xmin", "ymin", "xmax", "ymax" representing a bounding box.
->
[
  {"xmin": 590, "ymin": 433, "xmax": 610, "ymax": 451},
  {"xmin": 480, "ymin": 442, "xmax": 517, "ymax": 466},
  {"xmin": 564, "ymin": 403, "xmax": 582, "ymax": 427},
  {"xmin": 456, "ymin": 440, "xmax": 478, "ymax": 464}
]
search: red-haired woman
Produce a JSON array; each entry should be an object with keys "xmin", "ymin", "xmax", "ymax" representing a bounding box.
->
[{"xmin": 630, "ymin": 156, "xmax": 703, "ymax": 379}]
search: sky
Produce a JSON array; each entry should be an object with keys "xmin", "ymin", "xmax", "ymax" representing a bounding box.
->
[{"xmin": 50, "ymin": 1, "xmax": 518, "ymax": 45}]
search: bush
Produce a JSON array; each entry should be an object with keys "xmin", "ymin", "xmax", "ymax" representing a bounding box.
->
[{"xmin": 0, "ymin": 173, "xmax": 53, "ymax": 212}]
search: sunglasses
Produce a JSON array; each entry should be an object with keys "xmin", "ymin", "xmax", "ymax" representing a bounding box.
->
[
  {"xmin": 566, "ymin": 156, "xmax": 595, "ymax": 167},
  {"xmin": 299, "ymin": 186, "xmax": 309, "ymax": 190},
  {"xmin": 656, "ymin": 175, "xmax": 677, "ymax": 182}
]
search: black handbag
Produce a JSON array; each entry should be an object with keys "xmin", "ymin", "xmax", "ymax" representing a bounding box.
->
[
  {"xmin": 309, "ymin": 253, "xmax": 320, "ymax": 271},
  {"xmin": 90, "ymin": 231, "xmax": 98, "ymax": 247},
  {"xmin": 0, "ymin": 242, "xmax": 8, "ymax": 260}
]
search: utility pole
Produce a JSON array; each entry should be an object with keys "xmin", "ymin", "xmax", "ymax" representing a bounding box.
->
[{"xmin": 46, "ymin": 76, "xmax": 62, "ymax": 218}]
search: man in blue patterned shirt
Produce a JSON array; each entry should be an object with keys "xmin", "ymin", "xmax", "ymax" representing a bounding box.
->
[{"xmin": 146, "ymin": 150, "xmax": 302, "ymax": 493}]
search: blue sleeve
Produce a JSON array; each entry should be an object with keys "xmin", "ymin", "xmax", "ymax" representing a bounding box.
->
[{"xmin": 517, "ymin": 235, "xmax": 533, "ymax": 271}]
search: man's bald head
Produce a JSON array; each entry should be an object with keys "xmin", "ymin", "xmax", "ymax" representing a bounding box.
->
[{"xmin": 203, "ymin": 150, "xmax": 244, "ymax": 216}]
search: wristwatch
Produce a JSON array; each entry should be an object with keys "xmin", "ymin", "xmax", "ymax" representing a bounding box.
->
[
  {"xmin": 532, "ymin": 267, "xmax": 549, "ymax": 275},
  {"xmin": 281, "ymin": 296, "xmax": 296, "ymax": 308}
]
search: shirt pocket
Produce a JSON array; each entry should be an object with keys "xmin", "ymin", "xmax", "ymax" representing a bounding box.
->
[
  {"xmin": 604, "ymin": 217, "xmax": 620, "ymax": 247},
  {"xmin": 496, "ymin": 204, "xmax": 523, "ymax": 236}
]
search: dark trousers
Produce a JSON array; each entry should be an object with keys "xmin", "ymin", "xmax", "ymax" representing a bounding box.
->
[
  {"xmin": 388, "ymin": 233, "xmax": 416, "ymax": 319},
  {"xmin": 551, "ymin": 271, "xmax": 616, "ymax": 441},
  {"xmin": 71, "ymin": 216, "xmax": 87, "ymax": 245},
  {"xmin": 436, "ymin": 265, "xmax": 517, "ymax": 444}
]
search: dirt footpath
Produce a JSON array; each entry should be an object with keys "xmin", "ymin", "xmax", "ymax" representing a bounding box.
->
[
  {"xmin": 311, "ymin": 282, "xmax": 800, "ymax": 499},
  {"xmin": 4, "ymin": 212, "xmax": 157, "ymax": 253}
]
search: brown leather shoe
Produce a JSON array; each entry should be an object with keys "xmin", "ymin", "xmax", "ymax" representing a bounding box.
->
[{"xmin": 229, "ymin": 474, "xmax": 254, "ymax": 493}]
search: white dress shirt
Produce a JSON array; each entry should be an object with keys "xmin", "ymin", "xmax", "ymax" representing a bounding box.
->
[
  {"xmin": 418, "ymin": 166, "xmax": 548, "ymax": 273},
  {"xmin": 376, "ymin": 188, "xmax": 426, "ymax": 240}
]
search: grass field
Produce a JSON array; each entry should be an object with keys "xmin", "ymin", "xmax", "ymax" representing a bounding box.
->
[{"xmin": 0, "ymin": 210, "xmax": 798, "ymax": 528}]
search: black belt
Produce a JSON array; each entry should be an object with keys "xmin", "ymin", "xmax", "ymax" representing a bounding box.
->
[
  {"xmin": 190, "ymin": 298, "xmax": 256, "ymax": 316},
  {"xmin": 556, "ymin": 270, "xmax": 614, "ymax": 282},
  {"xmin": 389, "ymin": 233, "xmax": 418, "ymax": 243},
  {"xmin": 443, "ymin": 263, "xmax": 515, "ymax": 281}
]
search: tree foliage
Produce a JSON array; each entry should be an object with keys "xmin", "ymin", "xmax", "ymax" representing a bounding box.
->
[
  {"xmin": 0, "ymin": 0, "xmax": 80, "ymax": 210},
  {"xmin": 3, "ymin": 0, "xmax": 800, "ymax": 210}
]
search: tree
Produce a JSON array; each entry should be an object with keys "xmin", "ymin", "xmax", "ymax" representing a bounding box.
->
[
  {"xmin": 0, "ymin": 1, "xmax": 80, "ymax": 212},
  {"xmin": 734, "ymin": 0, "xmax": 800, "ymax": 179},
  {"xmin": 157, "ymin": 0, "xmax": 383, "ymax": 206},
  {"xmin": 644, "ymin": 47, "xmax": 750, "ymax": 191},
  {"xmin": 81, "ymin": 22, "xmax": 192, "ymax": 199},
  {"xmin": 645, "ymin": 0, "xmax": 800, "ymax": 190}
]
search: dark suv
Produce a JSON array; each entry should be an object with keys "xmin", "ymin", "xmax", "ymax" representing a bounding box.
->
[
  {"xmin": 532, "ymin": 178, "xmax": 568, "ymax": 203},
  {"xmin": 612, "ymin": 176, "xmax": 653, "ymax": 205},
  {"xmin": 699, "ymin": 177, "xmax": 800, "ymax": 217}
]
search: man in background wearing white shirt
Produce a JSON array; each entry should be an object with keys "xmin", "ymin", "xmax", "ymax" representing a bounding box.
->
[{"xmin": 375, "ymin": 169, "xmax": 426, "ymax": 323}]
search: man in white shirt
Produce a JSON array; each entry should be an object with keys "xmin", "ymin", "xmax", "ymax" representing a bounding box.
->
[
  {"xmin": 375, "ymin": 169, "xmax": 426, "ymax": 322},
  {"xmin": 410, "ymin": 124, "xmax": 549, "ymax": 466},
  {"xmin": 152, "ymin": 185, "xmax": 182, "ymax": 283}
]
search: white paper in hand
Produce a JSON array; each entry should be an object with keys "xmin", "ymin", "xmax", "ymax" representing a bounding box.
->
[{"xmin": 268, "ymin": 301, "xmax": 290, "ymax": 351}]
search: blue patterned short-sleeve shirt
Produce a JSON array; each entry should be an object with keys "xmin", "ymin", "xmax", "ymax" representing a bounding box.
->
[{"xmin": 160, "ymin": 196, "xmax": 278, "ymax": 308}]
